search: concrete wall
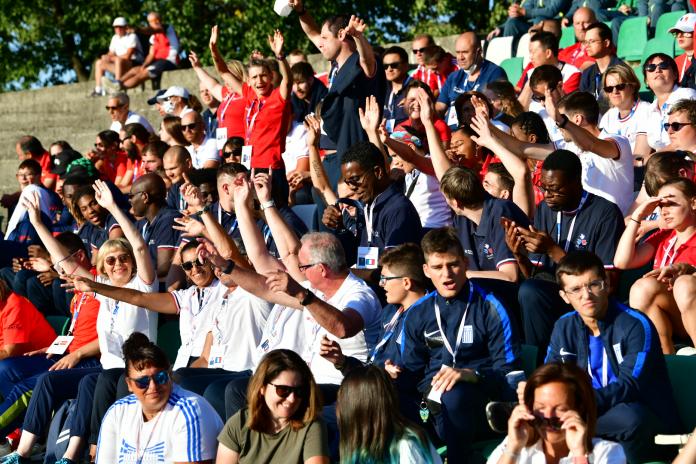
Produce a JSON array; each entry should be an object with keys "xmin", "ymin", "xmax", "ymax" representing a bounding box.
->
[{"xmin": 0, "ymin": 34, "xmax": 460, "ymax": 193}]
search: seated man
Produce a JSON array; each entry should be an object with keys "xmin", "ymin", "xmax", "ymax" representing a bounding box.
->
[
  {"xmin": 420, "ymin": 46, "xmax": 459, "ymax": 99},
  {"xmin": 489, "ymin": 0, "xmax": 568, "ymax": 44},
  {"xmin": 579, "ymin": 22, "xmax": 625, "ymax": 104},
  {"xmin": 381, "ymin": 46, "xmax": 412, "ymax": 131},
  {"xmin": 181, "ymin": 111, "xmax": 221, "ymax": 169},
  {"xmin": 106, "ymin": 93, "xmax": 154, "ymax": 134},
  {"xmin": 558, "ymin": 7, "xmax": 597, "ymax": 70},
  {"xmin": 400, "ymin": 228, "xmax": 522, "ymax": 463},
  {"xmin": 664, "ymin": 99, "xmax": 696, "ymax": 152},
  {"xmin": 15, "ymin": 135, "xmax": 57, "ymax": 191},
  {"xmin": 546, "ymin": 251, "xmax": 681, "ymax": 462},
  {"xmin": 91, "ymin": 17, "xmax": 143, "ymax": 97},
  {"xmin": 672, "ymin": 14, "xmax": 696, "ymax": 85}
]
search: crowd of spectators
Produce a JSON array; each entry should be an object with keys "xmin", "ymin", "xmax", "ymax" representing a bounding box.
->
[{"xmin": 2, "ymin": 1, "xmax": 696, "ymax": 463}]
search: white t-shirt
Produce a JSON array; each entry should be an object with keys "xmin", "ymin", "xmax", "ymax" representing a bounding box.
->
[
  {"xmin": 207, "ymin": 286, "xmax": 272, "ymax": 372},
  {"xmin": 110, "ymin": 111, "xmax": 155, "ymax": 134},
  {"xmin": 170, "ymin": 280, "xmax": 225, "ymax": 370},
  {"xmin": 646, "ymin": 86, "xmax": 696, "ymax": 150},
  {"xmin": 397, "ymin": 436, "xmax": 443, "ymax": 464},
  {"xmin": 255, "ymin": 273, "xmax": 381, "ymax": 385},
  {"xmin": 599, "ymin": 100, "xmax": 652, "ymax": 154},
  {"xmin": 404, "ymin": 169, "xmax": 452, "ymax": 229},
  {"xmin": 487, "ymin": 437, "xmax": 626, "ymax": 464},
  {"xmin": 282, "ymin": 120, "xmax": 309, "ymax": 173},
  {"xmin": 96, "ymin": 385, "xmax": 222, "ymax": 464},
  {"xmin": 5, "ymin": 184, "xmax": 55, "ymax": 239},
  {"xmin": 95, "ymin": 275, "xmax": 157, "ymax": 369},
  {"xmin": 529, "ymin": 103, "xmax": 566, "ymax": 146},
  {"xmin": 187, "ymin": 137, "xmax": 221, "ymax": 169},
  {"xmin": 108, "ymin": 33, "xmax": 143, "ymax": 61},
  {"xmin": 564, "ymin": 131, "xmax": 634, "ymax": 214}
]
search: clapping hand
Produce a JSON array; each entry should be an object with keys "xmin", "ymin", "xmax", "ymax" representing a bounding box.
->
[{"xmin": 268, "ymin": 30, "xmax": 285, "ymax": 57}]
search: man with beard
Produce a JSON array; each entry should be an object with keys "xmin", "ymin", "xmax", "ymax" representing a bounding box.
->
[{"xmin": 501, "ymin": 149, "xmax": 624, "ymax": 359}]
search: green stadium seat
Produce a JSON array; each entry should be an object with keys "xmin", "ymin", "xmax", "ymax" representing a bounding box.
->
[
  {"xmin": 500, "ymin": 57, "xmax": 524, "ymax": 87},
  {"xmin": 617, "ymin": 17, "xmax": 649, "ymax": 61},
  {"xmin": 665, "ymin": 354, "xmax": 696, "ymax": 430},
  {"xmin": 632, "ymin": 64, "xmax": 651, "ymax": 94},
  {"xmin": 46, "ymin": 315, "xmax": 69, "ymax": 336},
  {"xmin": 157, "ymin": 320, "xmax": 181, "ymax": 364},
  {"xmin": 641, "ymin": 36, "xmax": 675, "ymax": 64},
  {"xmin": 560, "ymin": 26, "xmax": 576, "ymax": 48},
  {"xmin": 655, "ymin": 10, "xmax": 686, "ymax": 39}
]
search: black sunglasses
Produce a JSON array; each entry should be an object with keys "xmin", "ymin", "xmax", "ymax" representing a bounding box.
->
[
  {"xmin": 412, "ymin": 47, "xmax": 427, "ymax": 54},
  {"xmin": 532, "ymin": 413, "xmax": 563, "ymax": 431},
  {"xmin": 223, "ymin": 151, "xmax": 236, "ymax": 157},
  {"xmin": 644, "ymin": 62, "xmax": 671, "ymax": 73},
  {"xmin": 383, "ymin": 62, "xmax": 402, "ymax": 70},
  {"xmin": 269, "ymin": 382, "xmax": 304, "ymax": 398},
  {"xmin": 603, "ymin": 83, "xmax": 628, "ymax": 93},
  {"xmin": 181, "ymin": 122, "xmax": 198, "ymax": 132},
  {"xmin": 105, "ymin": 105, "xmax": 123, "ymax": 111},
  {"xmin": 663, "ymin": 122, "xmax": 694, "ymax": 132},
  {"xmin": 181, "ymin": 258, "xmax": 205, "ymax": 271},
  {"xmin": 129, "ymin": 370, "xmax": 170, "ymax": 390}
]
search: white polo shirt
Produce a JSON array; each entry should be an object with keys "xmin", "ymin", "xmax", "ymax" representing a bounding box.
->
[
  {"xmin": 599, "ymin": 100, "xmax": 652, "ymax": 154},
  {"xmin": 646, "ymin": 86, "xmax": 696, "ymax": 150},
  {"xmin": 187, "ymin": 136, "xmax": 221, "ymax": 169}
]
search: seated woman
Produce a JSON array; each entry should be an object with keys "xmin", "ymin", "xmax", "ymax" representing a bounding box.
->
[
  {"xmin": 336, "ymin": 364, "xmax": 441, "ymax": 463},
  {"xmin": 487, "ymin": 362, "xmax": 625, "ymax": 464},
  {"xmin": 216, "ymin": 349, "xmax": 328, "ymax": 464},
  {"xmin": 95, "ymin": 332, "xmax": 222, "ymax": 463},
  {"xmin": 614, "ymin": 178, "xmax": 696, "ymax": 353}
]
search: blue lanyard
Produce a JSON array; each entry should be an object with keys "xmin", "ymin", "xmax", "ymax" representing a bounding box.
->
[
  {"xmin": 67, "ymin": 293, "xmax": 88, "ymax": 336},
  {"xmin": 372, "ymin": 292, "xmax": 434, "ymax": 363}
]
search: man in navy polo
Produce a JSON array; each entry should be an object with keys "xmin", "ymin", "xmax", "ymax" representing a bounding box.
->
[
  {"xmin": 502, "ymin": 149, "xmax": 624, "ymax": 360},
  {"xmin": 436, "ymin": 31, "xmax": 507, "ymax": 130},
  {"xmin": 322, "ymin": 141, "xmax": 423, "ymax": 270},
  {"xmin": 400, "ymin": 227, "xmax": 522, "ymax": 463},
  {"xmin": 382, "ymin": 46, "xmax": 412, "ymax": 132}
]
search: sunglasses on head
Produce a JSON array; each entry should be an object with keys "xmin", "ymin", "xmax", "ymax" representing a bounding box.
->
[
  {"xmin": 105, "ymin": 255, "xmax": 130, "ymax": 266},
  {"xmin": 644, "ymin": 62, "xmax": 670, "ymax": 73},
  {"xmin": 663, "ymin": 122, "xmax": 694, "ymax": 132},
  {"xmin": 532, "ymin": 413, "xmax": 563, "ymax": 431},
  {"xmin": 181, "ymin": 122, "xmax": 197, "ymax": 132},
  {"xmin": 383, "ymin": 62, "xmax": 402, "ymax": 70},
  {"xmin": 129, "ymin": 370, "xmax": 170, "ymax": 390},
  {"xmin": 269, "ymin": 382, "xmax": 304, "ymax": 398},
  {"xmin": 603, "ymin": 83, "xmax": 628, "ymax": 93},
  {"xmin": 181, "ymin": 258, "xmax": 205, "ymax": 271},
  {"xmin": 412, "ymin": 47, "xmax": 427, "ymax": 54}
]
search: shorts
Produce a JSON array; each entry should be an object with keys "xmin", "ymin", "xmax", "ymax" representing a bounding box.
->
[{"xmin": 146, "ymin": 59, "xmax": 177, "ymax": 78}]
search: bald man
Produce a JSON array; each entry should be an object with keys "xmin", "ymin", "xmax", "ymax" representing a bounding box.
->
[
  {"xmin": 130, "ymin": 173, "xmax": 182, "ymax": 280},
  {"xmin": 181, "ymin": 111, "xmax": 221, "ymax": 169},
  {"xmin": 436, "ymin": 31, "xmax": 508, "ymax": 130},
  {"xmin": 558, "ymin": 7, "xmax": 598, "ymax": 70},
  {"xmin": 163, "ymin": 146, "xmax": 193, "ymax": 211}
]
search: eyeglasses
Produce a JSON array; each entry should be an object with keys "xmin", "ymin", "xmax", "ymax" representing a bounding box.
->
[
  {"xmin": 644, "ymin": 62, "xmax": 671, "ymax": 73},
  {"xmin": 379, "ymin": 275, "xmax": 404, "ymax": 286},
  {"xmin": 298, "ymin": 262, "xmax": 322, "ymax": 272},
  {"xmin": 343, "ymin": 171, "xmax": 371, "ymax": 188},
  {"xmin": 603, "ymin": 83, "xmax": 628, "ymax": 93},
  {"xmin": 181, "ymin": 123, "xmax": 198, "ymax": 132},
  {"xmin": 532, "ymin": 413, "xmax": 563, "ymax": 431},
  {"xmin": 563, "ymin": 279, "xmax": 606, "ymax": 296},
  {"xmin": 105, "ymin": 254, "xmax": 130, "ymax": 266},
  {"xmin": 672, "ymin": 31, "xmax": 694, "ymax": 38},
  {"xmin": 268, "ymin": 382, "xmax": 304, "ymax": 398},
  {"xmin": 582, "ymin": 39, "xmax": 603, "ymax": 46},
  {"xmin": 663, "ymin": 122, "xmax": 694, "ymax": 132},
  {"xmin": 181, "ymin": 258, "xmax": 205, "ymax": 271},
  {"xmin": 536, "ymin": 182, "xmax": 566, "ymax": 197},
  {"xmin": 412, "ymin": 47, "xmax": 427, "ymax": 54},
  {"xmin": 51, "ymin": 249, "xmax": 82, "ymax": 275},
  {"xmin": 105, "ymin": 105, "xmax": 122, "ymax": 111},
  {"xmin": 129, "ymin": 370, "xmax": 170, "ymax": 390},
  {"xmin": 383, "ymin": 62, "xmax": 402, "ymax": 70}
]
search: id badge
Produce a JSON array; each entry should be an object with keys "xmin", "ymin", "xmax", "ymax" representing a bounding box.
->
[
  {"xmin": 105, "ymin": 333, "xmax": 124, "ymax": 356},
  {"xmin": 356, "ymin": 246, "xmax": 379, "ymax": 269},
  {"xmin": 241, "ymin": 145, "xmax": 253, "ymax": 169},
  {"xmin": 215, "ymin": 127, "xmax": 228, "ymax": 150},
  {"xmin": 385, "ymin": 118, "xmax": 396, "ymax": 133},
  {"xmin": 46, "ymin": 336, "xmax": 74, "ymax": 355},
  {"xmin": 447, "ymin": 106, "xmax": 459, "ymax": 127},
  {"xmin": 208, "ymin": 345, "xmax": 226, "ymax": 369}
]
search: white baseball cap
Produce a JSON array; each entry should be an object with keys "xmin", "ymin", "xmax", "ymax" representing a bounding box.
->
[
  {"xmin": 157, "ymin": 86, "xmax": 190, "ymax": 101},
  {"xmin": 112, "ymin": 17, "xmax": 128, "ymax": 27},
  {"xmin": 669, "ymin": 13, "xmax": 696, "ymax": 33}
]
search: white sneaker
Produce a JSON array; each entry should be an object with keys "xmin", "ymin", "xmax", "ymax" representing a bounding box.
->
[
  {"xmin": 676, "ymin": 346, "xmax": 696, "ymax": 356},
  {"xmin": 655, "ymin": 434, "xmax": 691, "ymax": 445}
]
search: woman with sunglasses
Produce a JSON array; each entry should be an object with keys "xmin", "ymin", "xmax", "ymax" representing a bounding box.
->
[
  {"xmin": 336, "ymin": 364, "xmax": 441, "ymax": 464},
  {"xmin": 96, "ymin": 332, "xmax": 222, "ymax": 463},
  {"xmin": 488, "ymin": 363, "xmax": 625, "ymax": 464},
  {"xmin": 598, "ymin": 65, "xmax": 652, "ymax": 164},
  {"xmin": 614, "ymin": 177, "xmax": 696, "ymax": 354},
  {"xmin": 644, "ymin": 53, "xmax": 696, "ymax": 151},
  {"xmin": 216, "ymin": 349, "xmax": 328, "ymax": 464}
]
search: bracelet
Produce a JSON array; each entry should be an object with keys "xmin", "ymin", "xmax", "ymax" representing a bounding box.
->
[
  {"xmin": 221, "ymin": 260, "xmax": 236, "ymax": 275},
  {"xmin": 629, "ymin": 217, "xmax": 641, "ymax": 225},
  {"xmin": 196, "ymin": 204, "xmax": 212, "ymax": 217},
  {"xmin": 260, "ymin": 200, "xmax": 276, "ymax": 211},
  {"xmin": 275, "ymin": 53, "xmax": 285, "ymax": 61}
]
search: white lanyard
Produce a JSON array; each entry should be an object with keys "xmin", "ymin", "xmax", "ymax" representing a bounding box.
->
[
  {"xmin": 109, "ymin": 301, "xmax": 120, "ymax": 334},
  {"xmin": 660, "ymin": 235, "xmax": 679, "ymax": 268},
  {"xmin": 364, "ymin": 192, "xmax": 384, "ymax": 244},
  {"xmin": 213, "ymin": 295, "xmax": 229, "ymax": 344},
  {"xmin": 67, "ymin": 293, "xmax": 88, "ymax": 335},
  {"xmin": 434, "ymin": 281, "xmax": 473, "ymax": 366},
  {"xmin": 135, "ymin": 410, "xmax": 163, "ymax": 463},
  {"xmin": 218, "ymin": 92, "xmax": 236, "ymax": 122},
  {"xmin": 555, "ymin": 191, "xmax": 588, "ymax": 253},
  {"xmin": 587, "ymin": 347, "xmax": 609, "ymax": 387},
  {"xmin": 245, "ymin": 99, "xmax": 263, "ymax": 143}
]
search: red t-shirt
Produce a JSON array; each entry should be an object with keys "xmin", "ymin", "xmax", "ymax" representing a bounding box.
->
[
  {"xmin": 37, "ymin": 151, "xmax": 58, "ymax": 189},
  {"xmin": 676, "ymin": 53, "xmax": 693, "ymax": 83},
  {"xmin": 0, "ymin": 293, "xmax": 56, "ymax": 352},
  {"xmin": 517, "ymin": 61, "xmax": 581, "ymax": 94},
  {"xmin": 412, "ymin": 55, "xmax": 460, "ymax": 94},
  {"xmin": 645, "ymin": 229, "xmax": 696, "ymax": 269},
  {"xmin": 242, "ymin": 82, "xmax": 291, "ymax": 170},
  {"xmin": 219, "ymin": 86, "xmax": 246, "ymax": 139},
  {"xmin": 558, "ymin": 43, "xmax": 595, "ymax": 70},
  {"xmin": 67, "ymin": 290, "xmax": 99, "ymax": 353},
  {"xmin": 99, "ymin": 151, "xmax": 129, "ymax": 183}
]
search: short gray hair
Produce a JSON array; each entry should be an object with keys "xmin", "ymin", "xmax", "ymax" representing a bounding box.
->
[
  {"xmin": 300, "ymin": 232, "xmax": 347, "ymax": 273},
  {"xmin": 113, "ymin": 92, "xmax": 129, "ymax": 106}
]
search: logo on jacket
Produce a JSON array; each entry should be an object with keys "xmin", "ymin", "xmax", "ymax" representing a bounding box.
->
[
  {"xmin": 483, "ymin": 243, "xmax": 495, "ymax": 259},
  {"xmin": 575, "ymin": 234, "xmax": 588, "ymax": 249}
]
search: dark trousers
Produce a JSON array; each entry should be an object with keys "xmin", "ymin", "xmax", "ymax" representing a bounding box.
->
[
  {"xmin": 88, "ymin": 368, "xmax": 128, "ymax": 445},
  {"xmin": 174, "ymin": 367, "xmax": 252, "ymax": 420},
  {"xmin": 65, "ymin": 372, "xmax": 100, "ymax": 440},
  {"xmin": 518, "ymin": 278, "xmax": 572, "ymax": 364},
  {"xmin": 0, "ymin": 355, "xmax": 56, "ymax": 400},
  {"xmin": 0, "ymin": 268, "xmax": 35, "ymax": 297}
]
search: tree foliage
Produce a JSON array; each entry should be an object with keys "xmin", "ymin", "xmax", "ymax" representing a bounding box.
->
[{"xmin": 0, "ymin": 0, "xmax": 504, "ymax": 91}]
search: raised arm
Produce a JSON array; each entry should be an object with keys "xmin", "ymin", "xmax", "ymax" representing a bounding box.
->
[
  {"xmin": 21, "ymin": 192, "xmax": 92, "ymax": 279},
  {"xmin": 415, "ymin": 88, "xmax": 452, "ymax": 180},
  {"xmin": 189, "ymin": 50, "xmax": 224, "ymax": 101},
  {"xmin": 209, "ymin": 25, "xmax": 243, "ymax": 95},
  {"xmin": 614, "ymin": 197, "xmax": 661, "ymax": 269},
  {"xmin": 488, "ymin": 121, "xmax": 554, "ymax": 161},
  {"xmin": 93, "ymin": 179, "xmax": 155, "ymax": 285},
  {"xmin": 344, "ymin": 16, "xmax": 376, "ymax": 78},
  {"xmin": 289, "ymin": 0, "xmax": 322, "ymax": 48},
  {"xmin": 67, "ymin": 275, "xmax": 178, "ymax": 314},
  {"xmin": 268, "ymin": 30, "xmax": 292, "ymax": 101},
  {"xmin": 358, "ymin": 95, "xmax": 388, "ymax": 166},
  {"xmin": 305, "ymin": 114, "xmax": 338, "ymax": 205},
  {"xmin": 383, "ymin": 137, "xmax": 436, "ymax": 176}
]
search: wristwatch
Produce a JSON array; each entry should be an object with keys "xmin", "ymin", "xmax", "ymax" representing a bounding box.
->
[
  {"xmin": 221, "ymin": 260, "xmax": 236, "ymax": 275},
  {"xmin": 557, "ymin": 114, "xmax": 569, "ymax": 129},
  {"xmin": 260, "ymin": 200, "xmax": 275, "ymax": 211},
  {"xmin": 299, "ymin": 289, "xmax": 315, "ymax": 306},
  {"xmin": 196, "ymin": 204, "xmax": 212, "ymax": 217}
]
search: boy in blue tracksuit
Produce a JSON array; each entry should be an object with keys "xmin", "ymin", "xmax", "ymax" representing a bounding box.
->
[
  {"xmin": 547, "ymin": 251, "xmax": 681, "ymax": 463},
  {"xmin": 400, "ymin": 228, "xmax": 522, "ymax": 463}
]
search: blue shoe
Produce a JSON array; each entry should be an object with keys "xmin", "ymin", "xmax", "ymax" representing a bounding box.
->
[{"xmin": 0, "ymin": 452, "xmax": 30, "ymax": 464}]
